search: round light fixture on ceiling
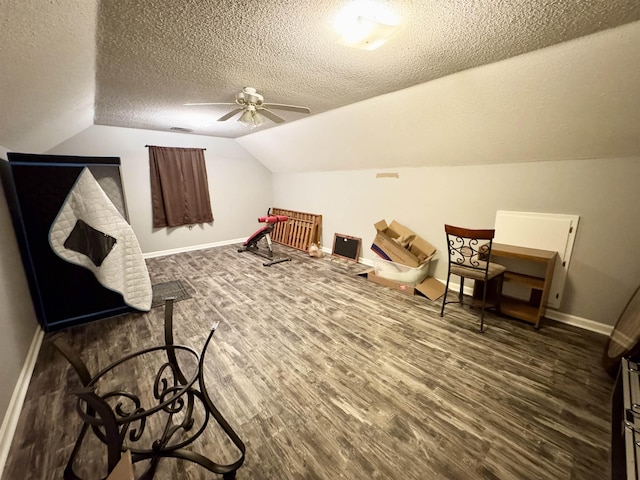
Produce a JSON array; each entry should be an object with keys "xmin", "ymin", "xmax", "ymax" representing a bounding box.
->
[{"xmin": 334, "ymin": 1, "xmax": 400, "ymax": 50}]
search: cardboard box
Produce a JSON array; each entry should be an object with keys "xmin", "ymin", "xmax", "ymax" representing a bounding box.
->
[
  {"xmin": 107, "ymin": 450, "xmax": 134, "ymax": 480},
  {"xmin": 371, "ymin": 220, "xmax": 437, "ymax": 268},
  {"xmin": 366, "ymin": 220, "xmax": 445, "ymax": 300},
  {"xmin": 365, "ymin": 271, "xmax": 446, "ymax": 301}
]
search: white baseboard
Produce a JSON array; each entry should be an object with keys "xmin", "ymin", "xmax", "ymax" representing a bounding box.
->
[
  {"xmin": 0, "ymin": 326, "xmax": 44, "ymax": 476},
  {"xmin": 143, "ymin": 237, "xmax": 246, "ymax": 259},
  {"xmin": 544, "ymin": 309, "xmax": 613, "ymax": 336}
]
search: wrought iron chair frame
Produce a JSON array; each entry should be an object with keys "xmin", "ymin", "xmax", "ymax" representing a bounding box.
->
[{"xmin": 439, "ymin": 224, "xmax": 505, "ymax": 332}]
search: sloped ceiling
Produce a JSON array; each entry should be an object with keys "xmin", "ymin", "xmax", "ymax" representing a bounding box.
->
[
  {"xmin": 238, "ymin": 21, "xmax": 640, "ymax": 172},
  {"xmin": 0, "ymin": 0, "xmax": 98, "ymax": 153},
  {"xmin": 1, "ymin": 0, "xmax": 640, "ymax": 159}
]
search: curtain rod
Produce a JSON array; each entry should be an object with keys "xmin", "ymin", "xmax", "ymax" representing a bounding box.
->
[{"xmin": 145, "ymin": 145, "xmax": 206, "ymax": 150}]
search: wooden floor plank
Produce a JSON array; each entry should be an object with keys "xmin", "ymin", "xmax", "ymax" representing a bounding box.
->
[{"xmin": 2, "ymin": 244, "xmax": 613, "ymax": 479}]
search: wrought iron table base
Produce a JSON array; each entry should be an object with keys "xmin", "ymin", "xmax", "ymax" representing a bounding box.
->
[{"xmin": 52, "ymin": 298, "xmax": 245, "ymax": 480}]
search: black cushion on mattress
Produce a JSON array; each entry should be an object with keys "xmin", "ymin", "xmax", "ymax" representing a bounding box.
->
[{"xmin": 63, "ymin": 219, "xmax": 117, "ymax": 267}]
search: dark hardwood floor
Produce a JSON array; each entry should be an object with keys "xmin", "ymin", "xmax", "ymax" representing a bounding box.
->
[{"xmin": 3, "ymin": 244, "xmax": 614, "ymax": 479}]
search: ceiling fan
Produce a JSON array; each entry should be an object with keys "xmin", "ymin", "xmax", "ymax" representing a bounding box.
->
[{"xmin": 185, "ymin": 87, "xmax": 311, "ymax": 127}]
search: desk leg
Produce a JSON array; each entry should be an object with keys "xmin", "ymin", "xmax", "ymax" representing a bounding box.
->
[{"xmin": 472, "ymin": 277, "xmax": 502, "ymax": 308}]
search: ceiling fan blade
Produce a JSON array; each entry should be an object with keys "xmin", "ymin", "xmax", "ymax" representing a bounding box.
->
[
  {"xmin": 259, "ymin": 108, "xmax": 285, "ymax": 123},
  {"xmin": 263, "ymin": 103, "xmax": 311, "ymax": 114},
  {"xmin": 183, "ymin": 102, "xmax": 237, "ymax": 106},
  {"xmin": 217, "ymin": 108, "xmax": 244, "ymax": 121}
]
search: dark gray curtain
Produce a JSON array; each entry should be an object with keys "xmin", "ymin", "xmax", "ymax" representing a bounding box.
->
[{"xmin": 148, "ymin": 146, "xmax": 213, "ymax": 228}]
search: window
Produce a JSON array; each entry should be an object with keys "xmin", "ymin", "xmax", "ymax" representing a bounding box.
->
[{"xmin": 148, "ymin": 146, "xmax": 213, "ymax": 228}]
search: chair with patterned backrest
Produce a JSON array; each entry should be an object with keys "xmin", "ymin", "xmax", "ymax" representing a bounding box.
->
[{"xmin": 440, "ymin": 224, "xmax": 506, "ymax": 332}]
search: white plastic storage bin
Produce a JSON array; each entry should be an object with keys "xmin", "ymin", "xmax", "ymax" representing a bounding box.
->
[{"xmin": 373, "ymin": 257, "xmax": 432, "ymax": 285}]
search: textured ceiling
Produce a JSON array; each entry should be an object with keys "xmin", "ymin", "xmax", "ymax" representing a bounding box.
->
[
  {"xmin": 95, "ymin": 0, "xmax": 640, "ymax": 139},
  {"xmin": 0, "ymin": 0, "xmax": 98, "ymax": 152},
  {"xmin": 1, "ymin": 0, "xmax": 640, "ymax": 152}
]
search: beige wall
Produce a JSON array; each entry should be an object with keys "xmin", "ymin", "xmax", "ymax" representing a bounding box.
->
[
  {"xmin": 0, "ymin": 148, "xmax": 39, "ymax": 430},
  {"xmin": 48, "ymin": 125, "xmax": 274, "ymax": 255},
  {"xmin": 271, "ymin": 157, "xmax": 640, "ymax": 327}
]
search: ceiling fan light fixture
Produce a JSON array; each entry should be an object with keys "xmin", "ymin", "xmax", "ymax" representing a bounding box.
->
[
  {"xmin": 186, "ymin": 87, "xmax": 309, "ymax": 127},
  {"xmin": 238, "ymin": 109, "xmax": 264, "ymax": 128},
  {"xmin": 238, "ymin": 87, "xmax": 263, "ymax": 106}
]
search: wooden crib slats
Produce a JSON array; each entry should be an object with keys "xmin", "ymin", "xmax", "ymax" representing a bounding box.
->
[{"xmin": 270, "ymin": 208, "xmax": 322, "ymax": 251}]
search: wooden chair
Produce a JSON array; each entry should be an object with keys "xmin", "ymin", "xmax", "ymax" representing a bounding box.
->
[{"xmin": 440, "ymin": 224, "xmax": 506, "ymax": 332}]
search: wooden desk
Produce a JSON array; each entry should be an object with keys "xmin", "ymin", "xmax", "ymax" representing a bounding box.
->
[{"xmin": 475, "ymin": 243, "xmax": 557, "ymax": 329}]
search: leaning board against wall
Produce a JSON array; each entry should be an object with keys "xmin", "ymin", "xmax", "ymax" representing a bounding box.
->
[{"xmin": 494, "ymin": 210, "xmax": 579, "ymax": 309}]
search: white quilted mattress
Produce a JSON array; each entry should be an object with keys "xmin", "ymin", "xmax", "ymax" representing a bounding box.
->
[{"xmin": 49, "ymin": 168, "xmax": 152, "ymax": 311}]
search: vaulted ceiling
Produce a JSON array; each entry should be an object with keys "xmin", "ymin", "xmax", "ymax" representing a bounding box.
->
[{"xmin": 1, "ymin": 0, "xmax": 640, "ymax": 153}]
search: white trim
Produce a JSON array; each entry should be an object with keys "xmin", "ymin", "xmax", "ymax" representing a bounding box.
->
[
  {"xmin": 143, "ymin": 237, "xmax": 246, "ymax": 259},
  {"xmin": 0, "ymin": 326, "xmax": 44, "ymax": 475},
  {"xmin": 544, "ymin": 309, "xmax": 613, "ymax": 336}
]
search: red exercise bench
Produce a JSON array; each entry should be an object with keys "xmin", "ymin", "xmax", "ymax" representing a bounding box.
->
[{"xmin": 238, "ymin": 212, "xmax": 292, "ymax": 266}]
